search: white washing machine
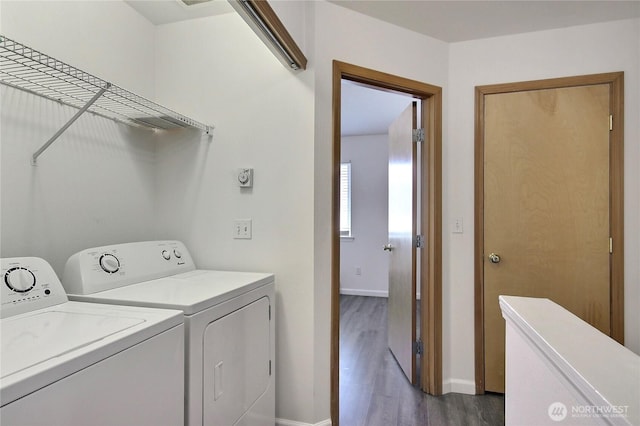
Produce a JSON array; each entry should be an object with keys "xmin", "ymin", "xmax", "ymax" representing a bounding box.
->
[
  {"xmin": 62, "ymin": 240, "xmax": 275, "ymax": 426},
  {"xmin": 0, "ymin": 256, "xmax": 185, "ymax": 426}
]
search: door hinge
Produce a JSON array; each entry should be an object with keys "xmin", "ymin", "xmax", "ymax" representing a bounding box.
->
[
  {"xmin": 269, "ymin": 360, "xmax": 272, "ymax": 376},
  {"xmin": 610, "ymin": 237, "xmax": 613, "ymax": 254},
  {"xmin": 415, "ymin": 235, "xmax": 425, "ymax": 248},
  {"xmin": 412, "ymin": 128, "xmax": 425, "ymax": 143},
  {"xmin": 413, "ymin": 340, "xmax": 424, "ymax": 356},
  {"xmin": 609, "ymin": 115, "xmax": 613, "ymax": 131}
]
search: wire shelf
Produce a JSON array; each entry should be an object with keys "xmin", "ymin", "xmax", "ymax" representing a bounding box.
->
[{"xmin": 0, "ymin": 34, "xmax": 213, "ymax": 135}]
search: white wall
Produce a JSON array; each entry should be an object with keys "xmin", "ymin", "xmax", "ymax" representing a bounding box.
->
[
  {"xmin": 269, "ymin": 0, "xmax": 307, "ymax": 56},
  {"xmin": 0, "ymin": 1, "xmax": 158, "ymax": 274},
  {"xmin": 340, "ymin": 134, "xmax": 389, "ymax": 297},
  {"xmin": 152, "ymin": 12, "xmax": 317, "ymax": 425},
  {"xmin": 446, "ymin": 18, "xmax": 640, "ymax": 394}
]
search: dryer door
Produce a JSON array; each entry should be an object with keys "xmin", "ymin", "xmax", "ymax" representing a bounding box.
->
[{"xmin": 203, "ymin": 296, "xmax": 271, "ymax": 425}]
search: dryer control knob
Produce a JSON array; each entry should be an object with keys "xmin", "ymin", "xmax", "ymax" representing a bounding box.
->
[
  {"xmin": 161, "ymin": 250, "xmax": 171, "ymax": 260},
  {"xmin": 5, "ymin": 267, "xmax": 36, "ymax": 292},
  {"xmin": 173, "ymin": 249, "xmax": 182, "ymax": 259},
  {"xmin": 99, "ymin": 254, "xmax": 120, "ymax": 274}
]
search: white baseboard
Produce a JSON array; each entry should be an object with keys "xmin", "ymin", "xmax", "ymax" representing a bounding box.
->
[
  {"xmin": 340, "ymin": 288, "xmax": 388, "ymax": 298},
  {"xmin": 442, "ymin": 378, "xmax": 476, "ymax": 395},
  {"xmin": 340, "ymin": 288, "xmax": 422, "ymax": 300},
  {"xmin": 276, "ymin": 418, "xmax": 331, "ymax": 426}
]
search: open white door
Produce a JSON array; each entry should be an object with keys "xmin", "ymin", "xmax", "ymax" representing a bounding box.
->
[{"xmin": 386, "ymin": 102, "xmax": 417, "ymax": 384}]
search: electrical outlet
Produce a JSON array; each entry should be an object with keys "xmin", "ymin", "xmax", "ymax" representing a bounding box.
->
[
  {"xmin": 234, "ymin": 219, "xmax": 252, "ymax": 239},
  {"xmin": 356, "ymin": 266, "xmax": 362, "ymax": 276}
]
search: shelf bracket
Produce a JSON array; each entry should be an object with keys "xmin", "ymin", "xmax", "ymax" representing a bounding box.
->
[{"xmin": 32, "ymin": 83, "xmax": 111, "ymax": 165}]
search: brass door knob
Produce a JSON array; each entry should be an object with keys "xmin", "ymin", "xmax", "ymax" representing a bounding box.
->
[{"xmin": 488, "ymin": 253, "xmax": 501, "ymax": 264}]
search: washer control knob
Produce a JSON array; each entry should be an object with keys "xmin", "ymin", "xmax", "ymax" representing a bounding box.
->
[
  {"xmin": 99, "ymin": 254, "xmax": 120, "ymax": 274},
  {"xmin": 173, "ymin": 249, "xmax": 182, "ymax": 259},
  {"xmin": 161, "ymin": 250, "xmax": 171, "ymax": 260},
  {"xmin": 5, "ymin": 267, "xmax": 37, "ymax": 292}
]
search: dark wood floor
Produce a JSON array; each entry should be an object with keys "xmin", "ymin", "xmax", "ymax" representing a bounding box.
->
[{"xmin": 339, "ymin": 295, "xmax": 504, "ymax": 426}]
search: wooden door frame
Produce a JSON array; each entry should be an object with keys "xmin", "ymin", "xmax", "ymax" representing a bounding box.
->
[
  {"xmin": 474, "ymin": 72, "xmax": 625, "ymax": 394},
  {"xmin": 331, "ymin": 60, "xmax": 443, "ymax": 425}
]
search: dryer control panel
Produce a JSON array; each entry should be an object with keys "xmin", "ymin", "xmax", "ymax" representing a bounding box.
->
[
  {"xmin": 1, "ymin": 257, "xmax": 68, "ymax": 318},
  {"xmin": 63, "ymin": 241, "xmax": 196, "ymax": 295}
]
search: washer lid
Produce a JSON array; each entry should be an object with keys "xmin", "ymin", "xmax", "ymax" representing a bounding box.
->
[
  {"xmin": 0, "ymin": 301, "xmax": 183, "ymax": 406},
  {"xmin": 1, "ymin": 311, "xmax": 144, "ymax": 378},
  {"xmin": 69, "ymin": 270, "xmax": 274, "ymax": 315}
]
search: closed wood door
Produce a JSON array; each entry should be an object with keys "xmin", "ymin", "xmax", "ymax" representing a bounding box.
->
[
  {"xmin": 483, "ymin": 84, "xmax": 611, "ymax": 392},
  {"xmin": 387, "ymin": 102, "xmax": 417, "ymax": 384}
]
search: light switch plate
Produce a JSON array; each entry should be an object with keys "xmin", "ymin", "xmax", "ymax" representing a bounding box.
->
[
  {"xmin": 453, "ymin": 217, "xmax": 463, "ymax": 234},
  {"xmin": 234, "ymin": 219, "xmax": 252, "ymax": 239}
]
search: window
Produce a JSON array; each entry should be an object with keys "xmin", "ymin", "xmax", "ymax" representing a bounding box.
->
[{"xmin": 340, "ymin": 162, "xmax": 352, "ymax": 237}]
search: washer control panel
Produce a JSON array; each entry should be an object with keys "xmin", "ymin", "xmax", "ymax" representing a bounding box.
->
[
  {"xmin": 63, "ymin": 241, "xmax": 196, "ymax": 295},
  {"xmin": 1, "ymin": 257, "xmax": 68, "ymax": 318}
]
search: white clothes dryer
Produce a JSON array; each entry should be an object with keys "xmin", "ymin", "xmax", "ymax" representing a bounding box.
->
[
  {"xmin": 63, "ymin": 241, "xmax": 275, "ymax": 426},
  {"xmin": 0, "ymin": 257, "xmax": 185, "ymax": 426}
]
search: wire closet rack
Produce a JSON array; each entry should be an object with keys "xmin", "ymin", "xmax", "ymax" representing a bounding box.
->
[{"xmin": 0, "ymin": 35, "xmax": 213, "ymax": 164}]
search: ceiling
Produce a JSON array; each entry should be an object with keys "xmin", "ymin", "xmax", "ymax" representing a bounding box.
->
[
  {"xmin": 329, "ymin": 1, "xmax": 640, "ymax": 43},
  {"xmin": 125, "ymin": 0, "xmax": 233, "ymax": 25},
  {"xmin": 125, "ymin": 0, "xmax": 639, "ymax": 136},
  {"xmin": 127, "ymin": 0, "xmax": 640, "ymax": 42}
]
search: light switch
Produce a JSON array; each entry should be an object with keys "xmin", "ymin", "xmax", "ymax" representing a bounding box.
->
[{"xmin": 453, "ymin": 217, "xmax": 463, "ymax": 234}]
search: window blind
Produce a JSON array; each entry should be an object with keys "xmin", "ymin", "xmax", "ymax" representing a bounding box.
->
[{"xmin": 340, "ymin": 162, "xmax": 352, "ymax": 237}]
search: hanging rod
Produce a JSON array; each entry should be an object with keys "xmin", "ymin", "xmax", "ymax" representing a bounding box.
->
[
  {"xmin": 0, "ymin": 34, "xmax": 214, "ymax": 164},
  {"xmin": 229, "ymin": 0, "xmax": 307, "ymax": 71}
]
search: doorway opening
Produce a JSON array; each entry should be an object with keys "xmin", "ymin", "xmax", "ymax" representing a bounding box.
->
[
  {"xmin": 330, "ymin": 61, "xmax": 443, "ymax": 425},
  {"xmin": 338, "ymin": 83, "xmax": 417, "ymax": 422},
  {"xmin": 338, "ymin": 81, "xmax": 414, "ymax": 299}
]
